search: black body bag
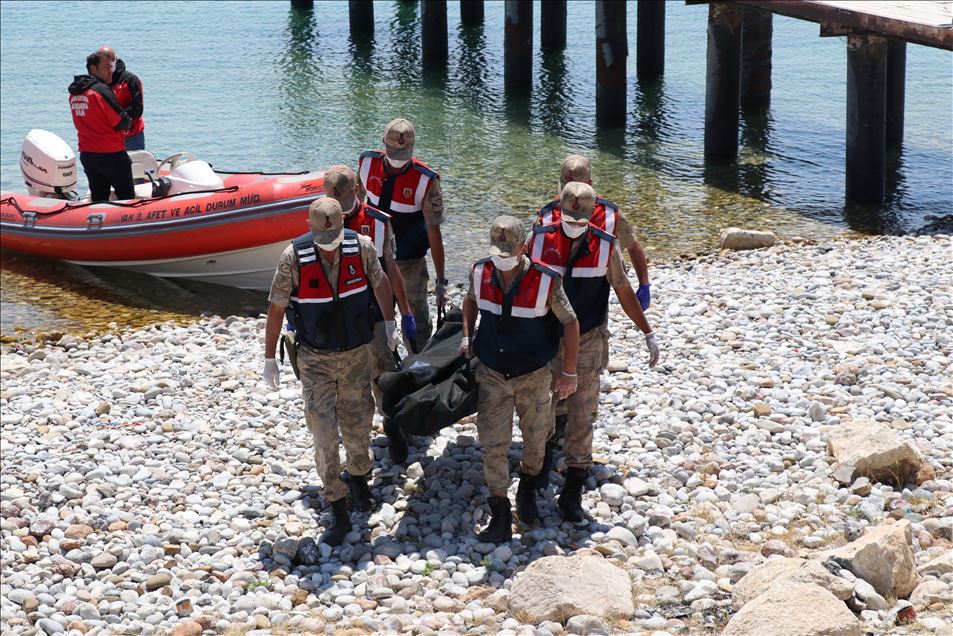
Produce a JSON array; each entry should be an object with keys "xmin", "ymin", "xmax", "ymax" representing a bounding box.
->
[{"xmin": 376, "ymin": 307, "xmax": 479, "ymax": 437}]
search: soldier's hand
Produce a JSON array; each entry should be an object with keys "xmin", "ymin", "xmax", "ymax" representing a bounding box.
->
[
  {"xmin": 385, "ymin": 320, "xmax": 400, "ymax": 351},
  {"xmin": 637, "ymin": 284, "xmax": 651, "ymax": 311},
  {"xmin": 264, "ymin": 358, "xmax": 280, "ymax": 389},
  {"xmin": 435, "ymin": 280, "xmax": 448, "ymax": 309},
  {"xmin": 401, "ymin": 314, "xmax": 417, "ymax": 344},
  {"xmin": 459, "ymin": 335, "xmax": 472, "ymax": 358},
  {"xmin": 644, "ymin": 332, "xmax": 660, "ymax": 368},
  {"xmin": 554, "ymin": 371, "xmax": 577, "ymax": 400}
]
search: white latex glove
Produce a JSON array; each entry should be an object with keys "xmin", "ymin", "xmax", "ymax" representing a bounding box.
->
[
  {"xmin": 385, "ymin": 320, "xmax": 400, "ymax": 351},
  {"xmin": 435, "ymin": 282, "xmax": 448, "ymax": 309},
  {"xmin": 459, "ymin": 335, "xmax": 471, "ymax": 358},
  {"xmin": 264, "ymin": 358, "xmax": 279, "ymax": 389},
  {"xmin": 644, "ymin": 332, "xmax": 660, "ymax": 368}
]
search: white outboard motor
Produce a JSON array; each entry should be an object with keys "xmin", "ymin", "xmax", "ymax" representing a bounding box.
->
[
  {"xmin": 168, "ymin": 160, "xmax": 224, "ymax": 195},
  {"xmin": 20, "ymin": 129, "xmax": 78, "ymax": 199}
]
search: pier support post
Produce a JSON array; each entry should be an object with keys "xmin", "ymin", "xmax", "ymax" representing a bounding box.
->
[
  {"xmin": 846, "ymin": 32, "xmax": 887, "ymax": 205},
  {"xmin": 886, "ymin": 39, "xmax": 906, "ymax": 149},
  {"xmin": 596, "ymin": 0, "xmax": 628, "ymax": 125},
  {"xmin": 422, "ymin": 0, "xmax": 448, "ymax": 64},
  {"xmin": 740, "ymin": 7, "xmax": 772, "ymax": 108},
  {"xmin": 291, "ymin": 0, "xmax": 313, "ymax": 10},
  {"xmin": 460, "ymin": 0, "xmax": 483, "ymax": 24},
  {"xmin": 504, "ymin": 1, "xmax": 533, "ymax": 93},
  {"xmin": 704, "ymin": 2, "xmax": 743, "ymax": 163},
  {"xmin": 349, "ymin": 1, "xmax": 374, "ymax": 35},
  {"xmin": 541, "ymin": 1, "xmax": 567, "ymax": 51},
  {"xmin": 636, "ymin": 0, "xmax": 664, "ymax": 77}
]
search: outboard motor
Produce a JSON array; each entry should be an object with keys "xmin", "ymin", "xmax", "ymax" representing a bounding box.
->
[{"xmin": 20, "ymin": 129, "xmax": 78, "ymax": 199}]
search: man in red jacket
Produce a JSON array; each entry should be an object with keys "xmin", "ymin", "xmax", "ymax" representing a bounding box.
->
[
  {"xmin": 68, "ymin": 50, "xmax": 134, "ymax": 202},
  {"xmin": 98, "ymin": 46, "xmax": 145, "ymax": 150}
]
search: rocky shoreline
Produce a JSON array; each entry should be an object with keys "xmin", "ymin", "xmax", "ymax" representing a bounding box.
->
[{"xmin": 1, "ymin": 234, "xmax": 951, "ymax": 635}]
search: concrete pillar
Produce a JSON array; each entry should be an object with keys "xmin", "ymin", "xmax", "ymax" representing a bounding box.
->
[
  {"xmin": 460, "ymin": 0, "xmax": 483, "ymax": 24},
  {"xmin": 636, "ymin": 0, "xmax": 664, "ymax": 77},
  {"xmin": 422, "ymin": 0, "xmax": 448, "ymax": 64},
  {"xmin": 348, "ymin": 1, "xmax": 373, "ymax": 35},
  {"xmin": 504, "ymin": 1, "xmax": 533, "ymax": 92},
  {"xmin": 290, "ymin": 0, "xmax": 313, "ymax": 9},
  {"xmin": 886, "ymin": 39, "xmax": 906, "ymax": 149},
  {"xmin": 704, "ymin": 2, "xmax": 743, "ymax": 164},
  {"xmin": 596, "ymin": 0, "xmax": 627, "ymax": 125},
  {"xmin": 740, "ymin": 7, "xmax": 772, "ymax": 108},
  {"xmin": 846, "ymin": 32, "xmax": 887, "ymax": 205},
  {"xmin": 541, "ymin": 0, "xmax": 567, "ymax": 51}
]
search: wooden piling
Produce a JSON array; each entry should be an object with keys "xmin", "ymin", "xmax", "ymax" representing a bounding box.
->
[
  {"xmin": 636, "ymin": 0, "xmax": 664, "ymax": 77},
  {"xmin": 290, "ymin": 0, "xmax": 313, "ymax": 9},
  {"xmin": 740, "ymin": 7, "xmax": 772, "ymax": 108},
  {"xmin": 348, "ymin": 1, "xmax": 374, "ymax": 35},
  {"xmin": 704, "ymin": 2, "xmax": 743, "ymax": 164},
  {"xmin": 541, "ymin": 1, "xmax": 567, "ymax": 51},
  {"xmin": 596, "ymin": 0, "xmax": 628, "ymax": 124},
  {"xmin": 504, "ymin": 1, "xmax": 533, "ymax": 92},
  {"xmin": 846, "ymin": 32, "xmax": 887, "ymax": 205},
  {"xmin": 460, "ymin": 0, "xmax": 484, "ymax": 24},
  {"xmin": 422, "ymin": 0, "xmax": 448, "ymax": 64},
  {"xmin": 886, "ymin": 39, "xmax": 906, "ymax": 149}
]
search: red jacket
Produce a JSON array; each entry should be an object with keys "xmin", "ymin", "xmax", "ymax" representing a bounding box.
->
[
  {"xmin": 109, "ymin": 59, "xmax": 145, "ymax": 137},
  {"xmin": 68, "ymin": 75, "xmax": 130, "ymax": 153}
]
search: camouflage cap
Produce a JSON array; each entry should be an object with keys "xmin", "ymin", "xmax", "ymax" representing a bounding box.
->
[
  {"xmin": 323, "ymin": 165, "xmax": 357, "ymax": 214},
  {"xmin": 309, "ymin": 198, "xmax": 344, "ymax": 245},
  {"xmin": 560, "ymin": 181, "xmax": 596, "ymax": 221},
  {"xmin": 488, "ymin": 215, "xmax": 525, "ymax": 257},
  {"xmin": 559, "ymin": 154, "xmax": 592, "ymax": 189},
  {"xmin": 383, "ymin": 118, "xmax": 416, "ymax": 162}
]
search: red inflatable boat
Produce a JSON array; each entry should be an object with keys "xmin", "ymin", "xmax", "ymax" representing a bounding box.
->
[{"xmin": 1, "ymin": 131, "xmax": 325, "ymax": 290}]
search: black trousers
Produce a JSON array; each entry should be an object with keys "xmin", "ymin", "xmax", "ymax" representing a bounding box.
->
[{"xmin": 80, "ymin": 151, "xmax": 135, "ymax": 202}]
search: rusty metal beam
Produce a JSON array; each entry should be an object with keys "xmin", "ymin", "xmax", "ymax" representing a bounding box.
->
[{"xmin": 687, "ymin": 1, "xmax": 953, "ymax": 50}]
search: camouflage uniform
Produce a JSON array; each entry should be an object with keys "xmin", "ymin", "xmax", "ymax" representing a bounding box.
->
[
  {"xmin": 550, "ymin": 241, "xmax": 631, "ymax": 470},
  {"xmin": 398, "ymin": 178, "xmax": 444, "ymax": 351},
  {"xmin": 467, "ymin": 256, "xmax": 577, "ymax": 497},
  {"xmin": 268, "ymin": 234, "xmax": 384, "ymax": 502}
]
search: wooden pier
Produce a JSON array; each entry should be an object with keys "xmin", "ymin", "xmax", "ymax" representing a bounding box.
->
[{"xmin": 293, "ymin": 0, "xmax": 952, "ymax": 207}]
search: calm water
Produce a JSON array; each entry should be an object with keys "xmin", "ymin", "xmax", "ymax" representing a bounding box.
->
[{"xmin": 1, "ymin": 1, "xmax": 951, "ymax": 337}]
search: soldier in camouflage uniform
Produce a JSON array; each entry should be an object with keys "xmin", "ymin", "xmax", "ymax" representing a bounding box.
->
[
  {"xmin": 461, "ymin": 216, "xmax": 580, "ymax": 543},
  {"xmin": 529, "ymin": 182, "xmax": 660, "ymax": 522},
  {"xmin": 262, "ymin": 198, "xmax": 401, "ymax": 547}
]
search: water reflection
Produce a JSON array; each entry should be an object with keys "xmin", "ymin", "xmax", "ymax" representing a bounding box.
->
[
  {"xmin": 738, "ymin": 107, "xmax": 774, "ymax": 201},
  {"xmin": 537, "ymin": 49, "xmax": 570, "ymax": 133},
  {"xmin": 631, "ymin": 76, "xmax": 672, "ymax": 173},
  {"xmin": 454, "ymin": 21, "xmax": 490, "ymax": 112},
  {"xmin": 279, "ymin": 7, "xmax": 320, "ymax": 137}
]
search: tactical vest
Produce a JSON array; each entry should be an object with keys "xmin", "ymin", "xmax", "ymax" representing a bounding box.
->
[
  {"xmin": 473, "ymin": 257, "xmax": 562, "ymax": 378},
  {"xmin": 358, "ymin": 150, "xmax": 437, "ymax": 260},
  {"xmin": 530, "ymin": 223, "xmax": 615, "ymax": 335},
  {"xmin": 286, "ymin": 230, "xmax": 375, "ymax": 352}
]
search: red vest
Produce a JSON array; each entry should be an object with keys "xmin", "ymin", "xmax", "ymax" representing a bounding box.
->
[
  {"xmin": 344, "ymin": 202, "xmax": 390, "ymax": 257},
  {"xmin": 537, "ymin": 196, "xmax": 619, "ymax": 237},
  {"xmin": 473, "ymin": 259, "xmax": 555, "ymax": 319}
]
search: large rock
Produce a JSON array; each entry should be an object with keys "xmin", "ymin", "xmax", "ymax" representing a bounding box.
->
[
  {"xmin": 732, "ymin": 558, "xmax": 853, "ymax": 609},
  {"xmin": 918, "ymin": 551, "xmax": 953, "ymax": 577},
  {"xmin": 826, "ymin": 419, "xmax": 925, "ymax": 486},
  {"xmin": 508, "ymin": 552, "xmax": 634, "ymax": 624},
  {"xmin": 719, "ymin": 227, "xmax": 777, "ymax": 251},
  {"xmin": 722, "ymin": 583, "xmax": 861, "ymax": 636},
  {"xmin": 910, "ymin": 579, "xmax": 949, "ymax": 610},
  {"xmin": 819, "ymin": 520, "xmax": 919, "ymax": 598}
]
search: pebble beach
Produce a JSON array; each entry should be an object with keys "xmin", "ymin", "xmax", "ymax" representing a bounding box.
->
[{"xmin": 1, "ymin": 234, "xmax": 951, "ymax": 635}]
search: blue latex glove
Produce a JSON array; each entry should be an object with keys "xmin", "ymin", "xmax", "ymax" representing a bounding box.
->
[
  {"xmin": 636, "ymin": 284, "xmax": 651, "ymax": 311},
  {"xmin": 401, "ymin": 314, "xmax": 417, "ymax": 344}
]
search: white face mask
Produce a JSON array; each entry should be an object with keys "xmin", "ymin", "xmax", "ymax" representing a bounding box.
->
[
  {"xmin": 562, "ymin": 220, "xmax": 588, "ymax": 239},
  {"xmin": 386, "ymin": 157, "xmax": 410, "ymax": 170},
  {"xmin": 316, "ymin": 234, "xmax": 343, "ymax": 251},
  {"xmin": 491, "ymin": 255, "xmax": 520, "ymax": 271}
]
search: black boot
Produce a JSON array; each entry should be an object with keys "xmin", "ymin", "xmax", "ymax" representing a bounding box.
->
[
  {"xmin": 558, "ymin": 467, "xmax": 587, "ymax": 523},
  {"xmin": 537, "ymin": 437, "xmax": 558, "ymax": 492},
  {"xmin": 346, "ymin": 471, "xmax": 374, "ymax": 512},
  {"xmin": 477, "ymin": 496, "xmax": 513, "ymax": 544},
  {"xmin": 383, "ymin": 418, "xmax": 408, "ymax": 465},
  {"xmin": 320, "ymin": 498, "xmax": 351, "ymax": 547},
  {"xmin": 516, "ymin": 472, "xmax": 539, "ymax": 525},
  {"xmin": 553, "ymin": 412, "xmax": 568, "ymax": 441}
]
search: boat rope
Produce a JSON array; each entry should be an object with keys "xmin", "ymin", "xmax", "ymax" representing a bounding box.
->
[
  {"xmin": 211, "ymin": 167, "xmax": 313, "ymax": 175},
  {"xmin": 0, "ymin": 186, "xmax": 240, "ymax": 219}
]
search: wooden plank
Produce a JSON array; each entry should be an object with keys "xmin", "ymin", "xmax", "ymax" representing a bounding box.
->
[{"xmin": 687, "ymin": 1, "xmax": 953, "ymax": 50}]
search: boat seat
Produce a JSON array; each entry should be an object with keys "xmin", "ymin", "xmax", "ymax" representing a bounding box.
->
[{"xmin": 128, "ymin": 150, "xmax": 159, "ymax": 185}]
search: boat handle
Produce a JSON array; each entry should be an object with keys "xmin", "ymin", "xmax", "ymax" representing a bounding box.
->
[
  {"xmin": 22, "ymin": 211, "xmax": 37, "ymax": 228},
  {"xmin": 87, "ymin": 213, "xmax": 105, "ymax": 230}
]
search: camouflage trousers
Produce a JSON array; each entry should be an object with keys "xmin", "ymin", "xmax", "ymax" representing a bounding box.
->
[
  {"xmin": 368, "ymin": 320, "xmax": 399, "ymax": 416},
  {"xmin": 297, "ymin": 343, "xmax": 374, "ymax": 502},
  {"xmin": 475, "ymin": 363, "xmax": 553, "ymax": 497},
  {"xmin": 396, "ymin": 257, "xmax": 432, "ymax": 351},
  {"xmin": 551, "ymin": 326, "xmax": 609, "ymax": 470}
]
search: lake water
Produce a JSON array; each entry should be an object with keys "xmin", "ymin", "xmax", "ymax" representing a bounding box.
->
[{"xmin": 1, "ymin": 0, "xmax": 951, "ymax": 338}]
